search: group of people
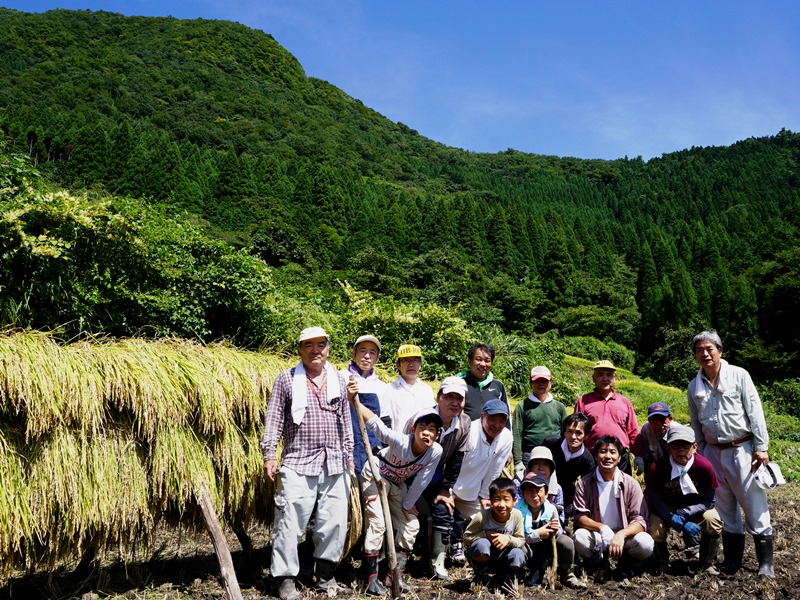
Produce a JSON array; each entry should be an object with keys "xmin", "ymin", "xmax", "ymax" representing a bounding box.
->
[{"xmin": 261, "ymin": 328, "xmax": 775, "ymax": 599}]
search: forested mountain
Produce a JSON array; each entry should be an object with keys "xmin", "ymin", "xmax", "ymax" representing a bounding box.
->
[{"xmin": 1, "ymin": 7, "xmax": 800, "ymax": 384}]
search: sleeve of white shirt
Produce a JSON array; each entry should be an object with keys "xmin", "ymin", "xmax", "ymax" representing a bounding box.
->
[{"xmin": 478, "ymin": 429, "xmax": 513, "ymax": 500}]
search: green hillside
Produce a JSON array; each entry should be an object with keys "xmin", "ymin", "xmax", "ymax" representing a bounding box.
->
[{"xmin": 2, "ymin": 8, "xmax": 800, "ymax": 389}]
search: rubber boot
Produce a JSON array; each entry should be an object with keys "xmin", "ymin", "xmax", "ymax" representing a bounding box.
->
[
  {"xmin": 386, "ymin": 549, "xmax": 417, "ymax": 593},
  {"xmin": 363, "ymin": 554, "xmax": 386, "ymax": 596},
  {"xmin": 278, "ymin": 577, "xmax": 299, "ymax": 600},
  {"xmin": 753, "ymin": 535, "xmax": 775, "ymax": 578},
  {"xmin": 558, "ymin": 562, "xmax": 587, "ymax": 589},
  {"xmin": 698, "ymin": 534, "xmax": 721, "ymax": 575},
  {"xmin": 653, "ymin": 541, "xmax": 669, "ymax": 575},
  {"xmin": 430, "ymin": 531, "xmax": 450, "ymax": 580},
  {"xmin": 720, "ymin": 532, "xmax": 746, "ymax": 575},
  {"xmin": 315, "ymin": 559, "xmax": 352, "ymax": 596}
]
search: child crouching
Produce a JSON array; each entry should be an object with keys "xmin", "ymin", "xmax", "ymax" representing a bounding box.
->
[
  {"xmin": 463, "ymin": 477, "xmax": 527, "ymax": 588},
  {"xmin": 517, "ymin": 472, "xmax": 586, "ymax": 588},
  {"xmin": 350, "ymin": 391, "xmax": 443, "ymax": 596}
]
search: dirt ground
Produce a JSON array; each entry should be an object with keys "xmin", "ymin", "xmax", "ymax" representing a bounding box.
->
[{"xmin": 3, "ymin": 483, "xmax": 798, "ymax": 600}]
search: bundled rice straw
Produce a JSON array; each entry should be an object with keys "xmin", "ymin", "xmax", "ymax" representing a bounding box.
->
[{"xmin": 0, "ymin": 330, "xmax": 364, "ymax": 584}]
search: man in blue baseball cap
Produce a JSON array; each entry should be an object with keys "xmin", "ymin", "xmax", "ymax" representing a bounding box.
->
[
  {"xmin": 632, "ymin": 402, "xmax": 675, "ymax": 476},
  {"xmin": 448, "ymin": 398, "xmax": 513, "ymax": 564}
]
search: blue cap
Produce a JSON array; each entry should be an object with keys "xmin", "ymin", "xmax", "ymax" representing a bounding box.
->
[
  {"xmin": 647, "ymin": 402, "xmax": 671, "ymax": 418},
  {"xmin": 482, "ymin": 399, "xmax": 509, "ymax": 418}
]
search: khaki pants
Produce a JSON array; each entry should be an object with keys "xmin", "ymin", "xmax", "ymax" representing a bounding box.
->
[
  {"xmin": 648, "ymin": 508, "xmax": 724, "ymax": 542},
  {"xmin": 361, "ymin": 471, "xmax": 420, "ymax": 553}
]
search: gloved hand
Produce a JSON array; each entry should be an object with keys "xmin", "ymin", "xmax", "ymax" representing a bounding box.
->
[
  {"xmin": 670, "ymin": 513, "xmax": 686, "ymax": 532},
  {"xmin": 595, "ymin": 525, "xmax": 615, "ymax": 551},
  {"xmin": 515, "ymin": 462, "xmax": 525, "ymax": 481},
  {"xmin": 682, "ymin": 520, "xmax": 701, "ymax": 538}
]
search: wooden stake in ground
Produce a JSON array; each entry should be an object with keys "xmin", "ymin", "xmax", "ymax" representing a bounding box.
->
[
  {"xmin": 197, "ymin": 486, "xmax": 243, "ymax": 600},
  {"xmin": 351, "ymin": 384, "xmax": 402, "ymax": 599},
  {"xmin": 545, "ymin": 532, "xmax": 558, "ymax": 590}
]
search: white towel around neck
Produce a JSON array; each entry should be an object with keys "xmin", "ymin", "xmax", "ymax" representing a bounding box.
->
[
  {"xmin": 291, "ymin": 361, "xmax": 341, "ymax": 424},
  {"xmin": 669, "ymin": 456, "xmax": 698, "ymax": 495}
]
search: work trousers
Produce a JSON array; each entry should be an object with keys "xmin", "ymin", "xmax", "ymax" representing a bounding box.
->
[{"xmin": 270, "ymin": 464, "xmax": 349, "ymax": 578}]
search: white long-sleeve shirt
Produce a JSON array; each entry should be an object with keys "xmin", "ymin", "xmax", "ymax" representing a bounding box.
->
[
  {"xmin": 387, "ymin": 376, "xmax": 435, "ymax": 433},
  {"xmin": 688, "ymin": 359, "xmax": 769, "ymax": 453},
  {"xmin": 452, "ymin": 419, "xmax": 513, "ymax": 502}
]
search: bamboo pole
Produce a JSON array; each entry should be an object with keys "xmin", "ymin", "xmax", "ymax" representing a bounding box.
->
[{"xmin": 351, "ymin": 383, "xmax": 402, "ymax": 599}]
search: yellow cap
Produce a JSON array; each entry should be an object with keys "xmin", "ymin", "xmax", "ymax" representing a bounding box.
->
[
  {"xmin": 397, "ymin": 344, "xmax": 423, "ymax": 359},
  {"xmin": 593, "ymin": 360, "xmax": 616, "ymax": 370}
]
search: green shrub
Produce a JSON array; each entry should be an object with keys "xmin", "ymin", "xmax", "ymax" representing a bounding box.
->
[
  {"xmin": 761, "ymin": 378, "xmax": 800, "ymax": 420},
  {"xmin": 559, "ymin": 335, "xmax": 636, "ymax": 371}
]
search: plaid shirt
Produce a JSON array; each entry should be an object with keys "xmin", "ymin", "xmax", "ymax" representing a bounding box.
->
[{"xmin": 261, "ymin": 366, "xmax": 354, "ymax": 476}]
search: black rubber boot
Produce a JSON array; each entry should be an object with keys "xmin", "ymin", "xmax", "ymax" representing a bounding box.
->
[
  {"xmin": 753, "ymin": 534, "xmax": 775, "ymax": 578},
  {"xmin": 315, "ymin": 559, "xmax": 352, "ymax": 596},
  {"xmin": 363, "ymin": 554, "xmax": 386, "ymax": 596},
  {"xmin": 386, "ymin": 549, "xmax": 417, "ymax": 593},
  {"xmin": 698, "ymin": 534, "xmax": 721, "ymax": 575},
  {"xmin": 720, "ymin": 532, "xmax": 746, "ymax": 575},
  {"xmin": 653, "ymin": 541, "xmax": 669, "ymax": 575}
]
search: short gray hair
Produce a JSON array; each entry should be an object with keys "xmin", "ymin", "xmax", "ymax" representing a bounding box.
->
[{"xmin": 692, "ymin": 330, "xmax": 723, "ymax": 353}]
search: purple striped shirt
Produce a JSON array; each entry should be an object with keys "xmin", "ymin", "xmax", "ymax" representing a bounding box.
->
[{"xmin": 261, "ymin": 366, "xmax": 354, "ymax": 476}]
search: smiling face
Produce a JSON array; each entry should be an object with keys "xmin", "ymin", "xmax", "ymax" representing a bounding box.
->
[
  {"xmin": 481, "ymin": 412, "xmax": 507, "ymax": 441},
  {"xmin": 667, "ymin": 441, "xmax": 697, "ymax": 466},
  {"xmin": 352, "ymin": 341, "xmax": 380, "ymax": 375},
  {"xmin": 594, "ymin": 442, "xmax": 621, "ymax": 477},
  {"xmin": 489, "ymin": 489, "xmax": 516, "ymax": 523},
  {"xmin": 592, "ymin": 368, "xmax": 616, "ymax": 395},
  {"xmin": 564, "ymin": 421, "xmax": 587, "ymax": 453},
  {"xmin": 397, "ymin": 356, "xmax": 421, "ymax": 383},
  {"xmin": 298, "ymin": 337, "xmax": 329, "ymax": 374},
  {"xmin": 469, "ymin": 349, "xmax": 493, "ymax": 382},
  {"xmin": 528, "ymin": 458, "xmax": 553, "ymax": 479},
  {"xmin": 437, "ymin": 391, "xmax": 466, "ymax": 424}
]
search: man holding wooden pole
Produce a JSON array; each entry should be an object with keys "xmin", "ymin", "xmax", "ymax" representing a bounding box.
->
[{"xmin": 261, "ymin": 327, "xmax": 355, "ymax": 600}]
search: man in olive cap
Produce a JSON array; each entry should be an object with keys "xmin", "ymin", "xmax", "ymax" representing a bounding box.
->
[{"xmin": 575, "ymin": 360, "xmax": 639, "ymax": 475}]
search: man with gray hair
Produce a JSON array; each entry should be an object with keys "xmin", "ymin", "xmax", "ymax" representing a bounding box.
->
[
  {"xmin": 687, "ymin": 330, "xmax": 774, "ymax": 578},
  {"xmin": 262, "ymin": 327, "xmax": 355, "ymax": 599}
]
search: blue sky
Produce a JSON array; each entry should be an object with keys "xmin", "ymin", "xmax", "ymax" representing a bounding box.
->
[{"xmin": 4, "ymin": 1, "xmax": 799, "ymax": 160}]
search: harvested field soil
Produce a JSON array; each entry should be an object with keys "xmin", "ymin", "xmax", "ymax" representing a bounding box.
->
[{"xmin": 3, "ymin": 483, "xmax": 798, "ymax": 600}]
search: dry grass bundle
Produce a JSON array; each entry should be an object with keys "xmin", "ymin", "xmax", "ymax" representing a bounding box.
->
[
  {"xmin": 0, "ymin": 331, "xmax": 105, "ymax": 438},
  {"xmin": 343, "ymin": 473, "xmax": 363, "ymax": 558},
  {"xmin": 93, "ymin": 339, "xmax": 194, "ymax": 440},
  {"xmin": 211, "ymin": 425, "xmax": 270, "ymax": 523},
  {"xmin": 0, "ymin": 330, "xmax": 331, "ymax": 582},
  {"xmin": 0, "ymin": 427, "xmax": 34, "ymax": 569},
  {"xmin": 149, "ymin": 424, "xmax": 219, "ymax": 514},
  {"xmin": 26, "ymin": 428, "xmax": 150, "ymax": 568}
]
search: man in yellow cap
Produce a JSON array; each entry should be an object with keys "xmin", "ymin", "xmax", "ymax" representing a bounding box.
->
[{"xmin": 388, "ymin": 344, "xmax": 435, "ymax": 433}]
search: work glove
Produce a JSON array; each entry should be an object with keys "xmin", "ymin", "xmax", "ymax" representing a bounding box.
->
[
  {"xmin": 670, "ymin": 513, "xmax": 686, "ymax": 532},
  {"xmin": 682, "ymin": 520, "xmax": 701, "ymax": 538},
  {"xmin": 597, "ymin": 525, "xmax": 615, "ymax": 550},
  {"xmin": 515, "ymin": 462, "xmax": 525, "ymax": 481}
]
